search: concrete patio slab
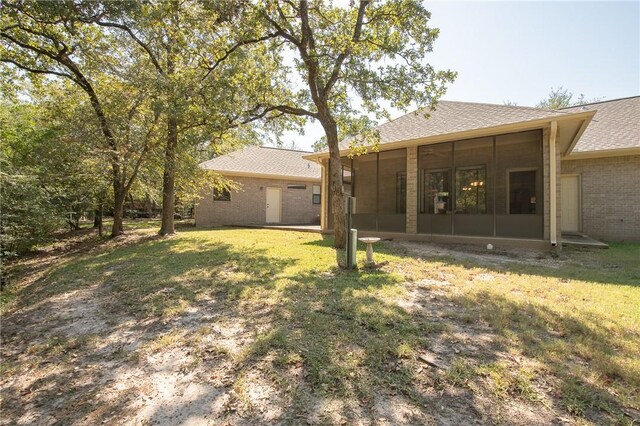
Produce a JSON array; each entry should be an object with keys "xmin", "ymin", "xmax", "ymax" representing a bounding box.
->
[{"xmin": 562, "ymin": 233, "xmax": 608, "ymax": 248}]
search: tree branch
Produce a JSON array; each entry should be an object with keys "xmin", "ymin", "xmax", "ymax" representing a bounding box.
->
[
  {"xmin": 322, "ymin": 0, "xmax": 369, "ymax": 98},
  {"xmin": 252, "ymin": 104, "xmax": 318, "ymax": 120},
  {"xmin": 201, "ymin": 32, "xmax": 279, "ymax": 81},
  {"xmin": 0, "ymin": 58, "xmax": 76, "ymax": 81},
  {"xmin": 84, "ymin": 19, "xmax": 164, "ymax": 75}
]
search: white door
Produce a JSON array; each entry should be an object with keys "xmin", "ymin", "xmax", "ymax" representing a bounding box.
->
[
  {"xmin": 266, "ymin": 187, "xmax": 282, "ymax": 223},
  {"xmin": 561, "ymin": 175, "xmax": 580, "ymax": 232}
]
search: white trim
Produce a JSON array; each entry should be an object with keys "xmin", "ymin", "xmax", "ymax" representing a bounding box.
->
[
  {"xmin": 304, "ymin": 110, "xmax": 596, "ymax": 161},
  {"xmin": 216, "ymin": 171, "xmax": 321, "ymax": 182},
  {"xmin": 550, "ymin": 121, "xmax": 558, "ymax": 246},
  {"xmin": 563, "ymin": 147, "xmax": 640, "ymax": 160},
  {"xmin": 565, "ymin": 117, "xmax": 592, "ymax": 157}
]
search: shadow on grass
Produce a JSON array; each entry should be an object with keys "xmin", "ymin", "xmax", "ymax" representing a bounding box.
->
[
  {"xmin": 450, "ymin": 289, "xmax": 638, "ymax": 422},
  {"xmin": 1, "ymin": 230, "xmax": 638, "ymax": 424}
]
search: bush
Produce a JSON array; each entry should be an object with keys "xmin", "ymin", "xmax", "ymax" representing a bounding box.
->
[{"xmin": 0, "ymin": 164, "xmax": 64, "ymax": 258}]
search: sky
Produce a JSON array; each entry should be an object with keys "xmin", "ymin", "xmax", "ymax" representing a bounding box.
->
[{"xmin": 281, "ymin": 1, "xmax": 640, "ymax": 152}]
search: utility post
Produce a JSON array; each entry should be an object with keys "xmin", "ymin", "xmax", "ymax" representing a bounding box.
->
[{"xmin": 345, "ymin": 196, "xmax": 357, "ymax": 269}]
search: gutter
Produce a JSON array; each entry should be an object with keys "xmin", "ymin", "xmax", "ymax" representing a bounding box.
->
[
  {"xmin": 303, "ymin": 110, "xmax": 596, "ymax": 161},
  {"xmin": 550, "ymin": 121, "xmax": 558, "ymax": 247},
  {"xmin": 563, "ymin": 147, "xmax": 640, "ymax": 160}
]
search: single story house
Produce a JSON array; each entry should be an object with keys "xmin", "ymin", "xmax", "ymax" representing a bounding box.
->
[
  {"xmin": 304, "ymin": 97, "xmax": 640, "ymax": 248},
  {"xmin": 195, "ymin": 146, "xmax": 321, "ymax": 227}
]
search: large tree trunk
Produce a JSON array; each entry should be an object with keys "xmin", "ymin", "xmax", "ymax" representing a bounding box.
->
[
  {"xmin": 159, "ymin": 34, "xmax": 177, "ymax": 237},
  {"xmin": 112, "ymin": 190, "xmax": 126, "ymax": 238},
  {"xmin": 93, "ymin": 209, "xmax": 101, "ymax": 228},
  {"xmin": 111, "ymin": 166, "xmax": 126, "ymax": 237},
  {"xmin": 159, "ymin": 113, "xmax": 178, "ymax": 236},
  {"xmin": 97, "ymin": 203, "xmax": 104, "ymax": 237},
  {"xmin": 319, "ymin": 111, "xmax": 346, "ymax": 249}
]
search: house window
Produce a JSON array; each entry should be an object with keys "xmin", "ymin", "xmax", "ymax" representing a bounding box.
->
[
  {"xmin": 422, "ymin": 169, "xmax": 450, "ymax": 214},
  {"xmin": 509, "ymin": 170, "xmax": 537, "ymax": 214},
  {"xmin": 312, "ymin": 185, "xmax": 321, "ymax": 204},
  {"xmin": 288, "ymin": 184, "xmax": 306, "ymax": 190},
  {"xmin": 396, "ymin": 172, "xmax": 406, "ymax": 214},
  {"xmin": 455, "ymin": 166, "xmax": 486, "ymax": 214},
  {"xmin": 213, "ymin": 188, "xmax": 231, "ymax": 201}
]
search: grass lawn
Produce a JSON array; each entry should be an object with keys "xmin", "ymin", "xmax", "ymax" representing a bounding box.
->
[{"xmin": 1, "ymin": 224, "xmax": 639, "ymax": 425}]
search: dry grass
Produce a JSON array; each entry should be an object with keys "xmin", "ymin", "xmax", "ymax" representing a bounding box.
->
[{"xmin": 1, "ymin": 224, "xmax": 638, "ymax": 425}]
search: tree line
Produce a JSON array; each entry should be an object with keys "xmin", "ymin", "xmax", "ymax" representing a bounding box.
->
[{"xmin": 1, "ymin": 0, "xmax": 455, "ymax": 257}]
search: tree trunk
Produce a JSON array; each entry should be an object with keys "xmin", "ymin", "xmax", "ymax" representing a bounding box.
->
[
  {"xmin": 159, "ymin": 113, "xmax": 178, "ymax": 236},
  {"xmin": 112, "ymin": 191, "xmax": 125, "ymax": 238},
  {"xmin": 159, "ymin": 33, "xmax": 177, "ymax": 237},
  {"xmin": 111, "ymin": 167, "xmax": 126, "ymax": 237},
  {"xmin": 93, "ymin": 209, "xmax": 101, "ymax": 228},
  {"xmin": 318, "ymin": 111, "xmax": 346, "ymax": 249},
  {"xmin": 97, "ymin": 203, "xmax": 103, "ymax": 237},
  {"xmin": 73, "ymin": 211, "xmax": 81, "ymax": 230}
]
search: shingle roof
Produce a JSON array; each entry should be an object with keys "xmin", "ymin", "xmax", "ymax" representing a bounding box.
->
[
  {"xmin": 200, "ymin": 146, "xmax": 321, "ymax": 180},
  {"xmin": 338, "ymin": 100, "xmax": 571, "ymax": 149},
  {"xmin": 559, "ymin": 96, "xmax": 640, "ymax": 153}
]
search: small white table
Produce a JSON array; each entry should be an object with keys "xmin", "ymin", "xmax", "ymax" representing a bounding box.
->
[{"xmin": 358, "ymin": 237, "xmax": 381, "ymax": 265}]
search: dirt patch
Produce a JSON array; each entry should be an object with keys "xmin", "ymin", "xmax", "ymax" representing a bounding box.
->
[{"xmin": 393, "ymin": 240, "xmax": 564, "ymax": 269}]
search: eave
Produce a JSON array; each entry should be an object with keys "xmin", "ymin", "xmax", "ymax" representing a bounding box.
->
[
  {"xmin": 562, "ymin": 147, "xmax": 640, "ymax": 160},
  {"xmin": 208, "ymin": 170, "xmax": 321, "ymax": 182},
  {"xmin": 304, "ymin": 110, "xmax": 596, "ymax": 162}
]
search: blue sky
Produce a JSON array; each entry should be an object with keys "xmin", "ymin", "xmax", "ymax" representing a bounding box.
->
[{"xmin": 284, "ymin": 1, "xmax": 640, "ymax": 151}]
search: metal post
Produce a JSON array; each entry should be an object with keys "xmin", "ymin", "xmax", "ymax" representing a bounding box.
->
[
  {"xmin": 349, "ymin": 228, "xmax": 357, "ymax": 268},
  {"xmin": 345, "ymin": 196, "xmax": 357, "ymax": 269}
]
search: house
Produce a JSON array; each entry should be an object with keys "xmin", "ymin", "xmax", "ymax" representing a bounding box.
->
[
  {"xmin": 558, "ymin": 97, "xmax": 640, "ymax": 241},
  {"xmin": 305, "ymin": 99, "xmax": 639, "ymax": 248},
  {"xmin": 195, "ymin": 146, "xmax": 322, "ymax": 227}
]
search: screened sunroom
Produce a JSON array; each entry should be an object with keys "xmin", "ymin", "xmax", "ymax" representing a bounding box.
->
[
  {"xmin": 417, "ymin": 130, "xmax": 544, "ymax": 239},
  {"xmin": 308, "ymin": 100, "xmax": 596, "ymax": 248}
]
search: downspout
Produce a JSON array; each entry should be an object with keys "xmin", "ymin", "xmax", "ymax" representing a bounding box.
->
[{"xmin": 549, "ymin": 121, "xmax": 558, "ymax": 246}]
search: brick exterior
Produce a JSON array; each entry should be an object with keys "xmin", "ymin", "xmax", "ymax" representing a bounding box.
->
[
  {"xmin": 406, "ymin": 146, "xmax": 418, "ymax": 233},
  {"xmin": 561, "ymin": 155, "xmax": 640, "ymax": 241},
  {"xmin": 195, "ymin": 176, "xmax": 321, "ymax": 227}
]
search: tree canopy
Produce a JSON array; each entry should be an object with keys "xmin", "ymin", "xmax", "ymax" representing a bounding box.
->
[
  {"xmin": 258, "ymin": 0, "xmax": 455, "ymax": 248},
  {"xmin": 536, "ymin": 86, "xmax": 602, "ymax": 109},
  {"xmin": 1, "ymin": 0, "xmax": 455, "ymax": 262}
]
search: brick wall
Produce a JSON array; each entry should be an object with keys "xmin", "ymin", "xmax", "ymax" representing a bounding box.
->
[
  {"xmin": 406, "ymin": 146, "xmax": 418, "ymax": 233},
  {"xmin": 195, "ymin": 176, "xmax": 321, "ymax": 227},
  {"xmin": 561, "ymin": 155, "xmax": 640, "ymax": 241}
]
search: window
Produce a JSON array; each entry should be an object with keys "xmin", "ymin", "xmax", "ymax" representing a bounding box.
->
[
  {"xmin": 213, "ymin": 188, "xmax": 231, "ymax": 201},
  {"xmin": 455, "ymin": 166, "xmax": 486, "ymax": 214},
  {"xmin": 422, "ymin": 169, "xmax": 450, "ymax": 214},
  {"xmin": 312, "ymin": 185, "xmax": 321, "ymax": 204},
  {"xmin": 508, "ymin": 170, "xmax": 537, "ymax": 214},
  {"xmin": 288, "ymin": 184, "xmax": 306, "ymax": 190}
]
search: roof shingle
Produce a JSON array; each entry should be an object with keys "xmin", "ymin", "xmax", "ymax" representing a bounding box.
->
[
  {"xmin": 200, "ymin": 146, "xmax": 321, "ymax": 180},
  {"xmin": 559, "ymin": 96, "xmax": 640, "ymax": 153},
  {"xmin": 338, "ymin": 100, "xmax": 571, "ymax": 149}
]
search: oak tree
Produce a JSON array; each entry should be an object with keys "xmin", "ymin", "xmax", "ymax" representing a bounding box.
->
[{"xmin": 259, "ymin": 0, "xmax": 455, "ymax": 249}]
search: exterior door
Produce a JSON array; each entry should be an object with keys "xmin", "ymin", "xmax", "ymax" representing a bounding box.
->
[
  {"xmin": 561, "ymin": 175, "xmax": 580, "ymax": 232},
  {"xmin": 266, "ymin": 187, "xmax": 282, "ymax": 223}
]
